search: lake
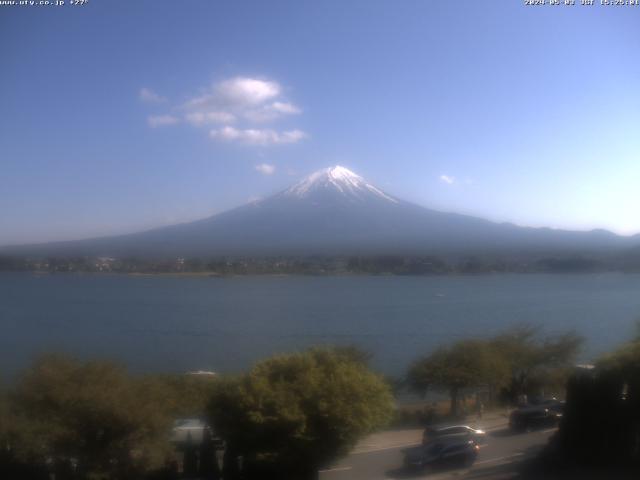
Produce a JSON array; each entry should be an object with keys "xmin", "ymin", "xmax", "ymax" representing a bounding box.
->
[{"xmin": 1, "ymin": 272, "xmax": 639, "ymax": 379}]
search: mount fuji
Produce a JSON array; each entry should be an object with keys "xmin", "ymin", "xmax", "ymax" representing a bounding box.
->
[{"xmin": 3, "ymin": 166, "xmax": 636, "ymax": 258}]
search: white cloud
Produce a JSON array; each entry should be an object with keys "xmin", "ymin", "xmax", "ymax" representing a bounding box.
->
[
  {"xmin": 139, "ymin": 87, "xmax": 166, "ymax": 103},
  {"xmin": 255, "ymin": 163, "xmax": 276, "ymax": 175},
  {"xmin": 210, "ymin": 127, "xmax": 307, "ymax": 145},
  {"xmin": 142, "ymin": 75, "xmax": 305, "ymax": 146},
  {"xmin": 439, "ymin": 174, "xmax": 455, "ymax": 185},
  {"xmin": 148, "ymin": 114, "xmax": 180, "ymax": 128},
  {"xmin": 185, "ymin": 111, "xmax": 236, "ymax": 126},
  {"xmin": 210, "ymin": 126, "xmax": 241, "ymax": 141},
  {"xmin": 243, "ymin": 101, "xmax": 302, "ymax": 122},
  {"xmin": 277, "ymin": 130, "xmax": 307, "ymax": 143},
  {"xmin": 270, "ymin": 101, "xmax": 300, "ymax": 114},
  {"xmin": 183, "ymin": 77, "xmax": 300, "ymax": 127},
  {"xmin": 217, "ymin": 77, "xmax": 280, "ymax": 106},
  {"xmin": 185, "ymin": 77, "xmax": 280, "ymax": 111}
]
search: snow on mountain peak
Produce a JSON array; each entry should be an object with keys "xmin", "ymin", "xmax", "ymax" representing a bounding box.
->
[{"xmin": 285, "ymin": 165, "xmax": 398, "ymax": 203}]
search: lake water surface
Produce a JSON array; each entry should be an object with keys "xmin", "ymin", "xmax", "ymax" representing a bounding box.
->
[{"xmin": 2, "ymin": 272, "xmax": 640, "ymax": 378}]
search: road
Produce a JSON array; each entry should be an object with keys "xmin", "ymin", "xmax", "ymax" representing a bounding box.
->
[{"xmin": 320, "ymin": 427, "xmax": 555, "ymax": 480}]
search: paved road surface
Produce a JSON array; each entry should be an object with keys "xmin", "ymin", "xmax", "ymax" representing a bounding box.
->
[{"xmin": 320, "ymin": 427, "xmax": 555, "ymax": 480}]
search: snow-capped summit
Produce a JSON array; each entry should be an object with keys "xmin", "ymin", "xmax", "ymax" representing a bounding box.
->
[
  {"xmin": 6, "ymin": 165, "xmax": 633, "ymax": 258},
  {"xmin": 284, "ymin": 165, "xmax": 398, "ymax": 203}
]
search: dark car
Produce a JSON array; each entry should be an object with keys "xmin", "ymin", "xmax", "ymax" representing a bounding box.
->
[
  {"xmin": 530, "ymin": 397, "xmax": 565, "ymax": 412},
  {"xmin": 509, "ymin": 406, "xmax": 560, "ymax": 432},
  {"xmin": 403, "ymin": 438, "xmax": 480, "ymax": 472},
  {"xmin": 541, "ymin": 399, "xmax": 565, "ymax": 417},
  {"xmin": 422, "ymin": 425, "xmax": 487, "ymax": 446}
]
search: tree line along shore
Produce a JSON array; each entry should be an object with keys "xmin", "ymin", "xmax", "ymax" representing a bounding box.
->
[
  {"xmin": 3, "ymin": 324, "xmax": 640, "ymax": 480},
  {"xmin": 3, "ymin": 252, "xmax": 640, "ymax": 275}
]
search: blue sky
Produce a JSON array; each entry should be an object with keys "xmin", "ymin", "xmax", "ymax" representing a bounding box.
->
[{"xmin": 1, "ymin": 0, "xmax": 639, "ymax": 245}]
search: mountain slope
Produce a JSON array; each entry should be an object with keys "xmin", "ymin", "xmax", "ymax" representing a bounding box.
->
[{"xmin": 3, "ymin": 166, "xmax": 637, "ymax": 257}]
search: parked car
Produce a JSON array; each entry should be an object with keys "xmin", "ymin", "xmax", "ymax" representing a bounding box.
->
[
  {"xmin": 530, "ymin": 397, "xmax": 565, "ymax": 410},
  {"xmin": 404, "ymin": 438, "xmax": 480, "ymax": 472},
  {"xmin": 539, "ymin": 399, "xmax": 565, "ymax": 417},
  {"xmin": 422, "ymin": 425, "xmax": 487, "ymax": 445},
  {"xmin": 509, "ymin": 406, "xmax": 560, "ymax": 432}
]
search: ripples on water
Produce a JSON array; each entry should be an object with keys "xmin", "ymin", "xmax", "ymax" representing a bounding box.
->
[{"xmin": 1, "ymin": 272, "xmax": 639, "ymax": 377}]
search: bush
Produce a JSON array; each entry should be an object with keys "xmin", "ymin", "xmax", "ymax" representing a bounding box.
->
[
  {"xmin": 1, "ymin": 354, "xmax": 177, "ymax": 480},
  {"xmin": 208, "ymin": 347, "xmax": 394, "ymax": 480}
]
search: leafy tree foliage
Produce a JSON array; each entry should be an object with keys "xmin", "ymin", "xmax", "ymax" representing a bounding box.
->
[
  {"xmin": 407, "ymin": 339, "xmax": 509, "ymax": 416},
  {"xmin": 208, "ymin": 347, "xmax": 394, "ymax": 480},
  {"xmin": 597, "ymin": 338, "xmax": 640, "ymax": 382},
  {"xmin": 491, "ymin": 326, "xmax": 583, "ymax": 401},
  {"xmin": 144, "ymin": 373, "xmax": 218, "ymax": 418},
  {"xmin": 2, "ymin": 354, "xmax": 176, "ymax": 480},
  {"xmin": 407, "ymin": 327, "xmax": 583, "ymax": 414}
]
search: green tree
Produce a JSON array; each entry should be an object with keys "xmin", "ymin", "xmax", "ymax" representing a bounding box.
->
[
  {"xmin": 7, "ymin": 354, "xmax": 175, "ymax": 480},
  {"xmin": 207, "ymin": 347, "xmax": 393, "ymax": 480},
  {"xmin": 407, "ymin": 340, "xmax": 508, "ymax": 416},
  {"xmin": 491, "ymin": 325, "xmax": 583, "ymax": 401},
  {"xmin": 597, "ymin": 337, "xmax": 640, "ymax": 378},
  {"xmin": 145, "ymin": 373, "xmax": 218, "ymax": 418},
  {"xmin": 407, "ymin": 339, "xmax": 509, "ymax": 417}
]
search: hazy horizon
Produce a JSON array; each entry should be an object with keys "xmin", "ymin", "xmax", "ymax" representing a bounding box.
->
[
  {"xmin": 2, "ymin": 0, "xmax": 639, "ymax": 246},
  {"xmin": 2, "ymin": 164, "xmax": 639, "ymax": 249}
]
